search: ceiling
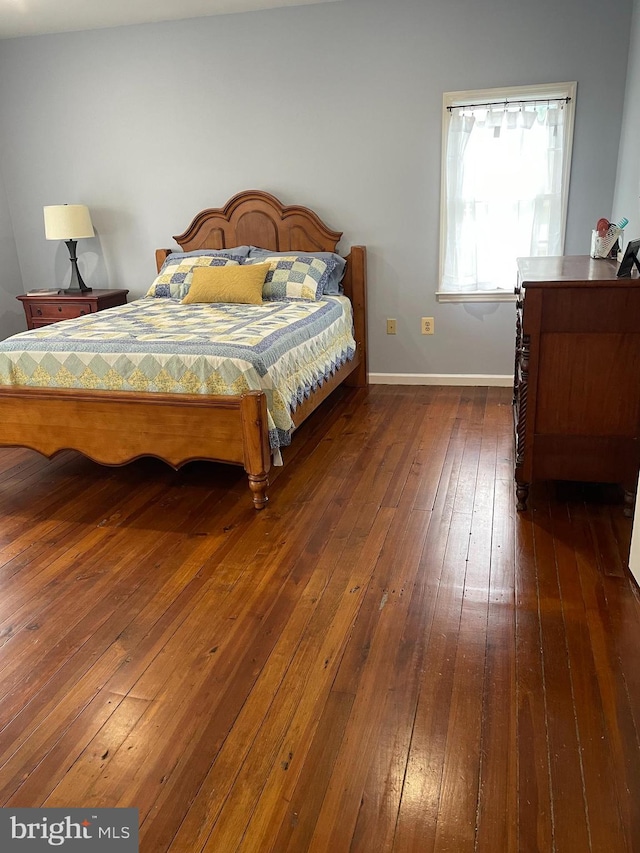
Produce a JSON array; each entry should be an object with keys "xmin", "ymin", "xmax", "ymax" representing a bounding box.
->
[{"xmin": 0, "ymin": 0, "xmax": 340, "ymax": 39}]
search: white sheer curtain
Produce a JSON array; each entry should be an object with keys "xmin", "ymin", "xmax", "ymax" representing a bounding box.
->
[{"xmin": 441, "ymin": 102, "xmax": 566, "ymax": 293}]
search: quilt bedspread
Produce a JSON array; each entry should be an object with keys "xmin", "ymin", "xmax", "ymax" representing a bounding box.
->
[{"xmin": 0, "ymin": 296, "xmax": 356, "ymax": 458}]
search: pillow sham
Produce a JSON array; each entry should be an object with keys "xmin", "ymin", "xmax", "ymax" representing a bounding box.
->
[
  {"xmin": 245, "ymin": 255, "xmax": 335, "ymax": 301},
  {"xmin": 247, "ymin": 247, "xmax": 345, "ymax": 294},
  {"xmin": 181, "ymin": 262, "xmax": 270, "ymax": 305},
  {"xmin": 165, "ymin": 247, "xmax": 250, "ymax": 260},
  {"xmin": 146, "ymin": 255, "xmax": 242, "ymax": 299}
]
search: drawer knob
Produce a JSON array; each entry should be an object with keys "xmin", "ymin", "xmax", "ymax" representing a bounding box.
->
[
  {"xmin": 58, "ymin": 306, "xmax": 62, "ymax": 312},
  {"xmin": 36, "ymin": 308, "xmax": 42, "ymax": 315}
]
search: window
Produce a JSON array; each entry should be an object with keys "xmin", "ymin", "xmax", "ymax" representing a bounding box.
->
[{"xmin": 438, "ymin": 82, "xmax": 576, "ymax": 301}]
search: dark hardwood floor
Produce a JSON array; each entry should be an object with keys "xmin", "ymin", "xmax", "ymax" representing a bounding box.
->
[{"xmin": 0, "ymin": 384, "xmax": 638, "ymax": 852}]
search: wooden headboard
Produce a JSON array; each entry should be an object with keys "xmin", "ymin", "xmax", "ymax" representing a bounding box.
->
[
  {"xmin": 155, "ymin": 189, "xmax": 368, "ymax": 386},
  {"xmin": 156, "ymin": 190, "xmax": 342, "ymax": 271}
]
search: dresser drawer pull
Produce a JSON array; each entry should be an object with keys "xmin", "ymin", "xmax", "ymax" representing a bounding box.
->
[
  {"xmin": 80, "ymin": 309, "xmax": 86, "ymax": 315},
  {"xmin": 58, "ymin": 306, "xmax": 62, "ymax": 312},
  {"xmin": 36, "ymin": 308, "xmax": 42, "ymax": 316}
]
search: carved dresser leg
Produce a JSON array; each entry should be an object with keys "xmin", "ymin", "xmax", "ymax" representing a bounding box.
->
[{"xmin": 516, "ymin": 483, "xmax": 529, "ymax": 512}]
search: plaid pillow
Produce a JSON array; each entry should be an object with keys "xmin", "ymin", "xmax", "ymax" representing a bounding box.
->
[
  {"xmin": 146, "ymin": 255, "xmax": 243, "ymax": 298},
  {"xmin": 247, "ymin": 247, "xmax": 346, "ymax": 294},
  {"xmin": 248, "ymin": 255, "xmax": 336, "ymax": 301}
]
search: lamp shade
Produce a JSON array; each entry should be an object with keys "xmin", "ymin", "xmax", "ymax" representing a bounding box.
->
[{"xmin": 43, "ymin": 204, "xmax": 94, "ymax": 240}]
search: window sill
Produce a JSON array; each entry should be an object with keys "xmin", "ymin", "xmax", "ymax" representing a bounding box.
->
[{"xmin": 436, "ymin": 290, "xmax": 516, "ymax": 303}]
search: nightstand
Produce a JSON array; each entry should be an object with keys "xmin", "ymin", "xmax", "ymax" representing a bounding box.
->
[{"xmin": 17, "ymin": 289, "xmax": 129, "ymax": 330}]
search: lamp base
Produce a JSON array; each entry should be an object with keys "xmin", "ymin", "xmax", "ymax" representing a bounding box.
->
[
  {"xmin": 63, "ymin": 285, "xmax": 92, "ymax": 294},
  {"xmin": 64, "ymin": 239, "xmax": 92, "ymax": 293}
]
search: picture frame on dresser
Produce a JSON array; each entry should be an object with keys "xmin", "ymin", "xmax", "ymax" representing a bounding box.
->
[{"xmin": 616, "ymin": 238, "xmax": 640, "ymax": 277}]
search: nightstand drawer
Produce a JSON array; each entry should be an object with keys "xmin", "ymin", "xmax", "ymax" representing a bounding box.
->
[
  {"xmin": 17, "ymin": 289, "xmax": 129, "ymax": 331},
  {"xmin": 28, "ymin": 302, "xmax": 90, "ymax": 321}
]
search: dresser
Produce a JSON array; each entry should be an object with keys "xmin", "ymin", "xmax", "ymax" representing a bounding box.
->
[
  {"xmin": 17, "ymin": 289, "xmax": 129, "ymax": 330},
  {"xmin": 514, "ymin": 256, "xmax": 640, "ymax": 512}
]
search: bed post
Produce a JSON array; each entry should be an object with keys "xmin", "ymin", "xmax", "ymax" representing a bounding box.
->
[
  {"xmin": 155, "ymin": 249, "xmax": 172, "ymax": 273},
  {"xmin": 344, "ymin": 246, "xmax": 368, "ymax": 387},
  {"xmin": 240, "ymin": 391, "xmax": 271, "ymax": 509}
]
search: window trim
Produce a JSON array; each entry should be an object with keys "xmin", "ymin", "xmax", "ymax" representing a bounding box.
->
[{"xmin": 437, "ymin": 81, "xmax": 577, "ymax": 303}]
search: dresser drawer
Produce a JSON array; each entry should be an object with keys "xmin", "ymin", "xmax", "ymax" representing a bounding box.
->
[{"xmin": 28, "ymin": 302, "xmax": 90, "ymax": 321}]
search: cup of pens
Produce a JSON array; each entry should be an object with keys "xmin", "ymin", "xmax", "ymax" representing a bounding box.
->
[{"xmin": 591, "ymin": 217, "xmax": 628, "ymax": 258}]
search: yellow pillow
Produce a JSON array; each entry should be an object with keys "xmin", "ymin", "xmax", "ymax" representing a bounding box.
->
[{"xmin": 181, "ymin": 263, "xmax": 270, "ymax": 305}]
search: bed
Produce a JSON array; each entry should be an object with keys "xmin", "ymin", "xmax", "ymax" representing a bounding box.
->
[{"xmin": 0, "ymin": 190, "xmax": 367, "ymax": 509}]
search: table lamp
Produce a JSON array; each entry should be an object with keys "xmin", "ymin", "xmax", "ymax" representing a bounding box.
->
[{"xmin": 43, "ymin": 204, "xmax": 94, "ymax": 293}]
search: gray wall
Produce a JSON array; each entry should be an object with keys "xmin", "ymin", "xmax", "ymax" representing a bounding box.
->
[
  {"xmin": 0, "ymin": 150, "xmax": 24, "ymax": 338},
  {"xmin": 0, "ymin": 0, "xmax": 633, "ymax": 376},
  {"xmin": 613, "ymin": 0, "xmax": 640, "ymax": 240}
]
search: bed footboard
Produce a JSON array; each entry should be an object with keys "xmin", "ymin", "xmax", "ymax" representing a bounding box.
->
[{"xmin": 0, "ymin": 386, "xmax": 271, "ymax": 509}]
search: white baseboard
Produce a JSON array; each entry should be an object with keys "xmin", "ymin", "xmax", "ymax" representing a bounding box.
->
[{"xmin": 369, "ymin": 373, "xmax": 513, "ymax": 387}]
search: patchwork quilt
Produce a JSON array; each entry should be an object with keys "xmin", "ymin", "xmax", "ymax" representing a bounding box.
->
[{"xmin": 0, "ymin": 296, "xmax": 356, "ymax": 460}]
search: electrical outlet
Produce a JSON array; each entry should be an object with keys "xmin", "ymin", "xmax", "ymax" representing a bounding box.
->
[
  {"xmin": 387, "ymin": 318, "xmax": 397, "ymax": 335},
  {"xmin": 421, "ymin": 316, "xmax": 434, "ymax": 335}
]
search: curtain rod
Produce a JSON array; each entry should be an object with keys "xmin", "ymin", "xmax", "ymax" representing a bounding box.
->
[{"xmin": 446, "ymin": 96, "xmax": 571, "ymax": 112}]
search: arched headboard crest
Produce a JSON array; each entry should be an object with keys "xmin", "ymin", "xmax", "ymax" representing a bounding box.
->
[{"xmin": 172, "ymin": 190, "xmax": 343, "ymax": 254}]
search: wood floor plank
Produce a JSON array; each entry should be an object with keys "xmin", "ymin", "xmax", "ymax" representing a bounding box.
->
[
  {"xmin": 390, "ymin": 511, "xmax": 473, "ymax": 853},
  {"xmin": 137, "ymin": 466, "xmax": 372, "ymax": 837},
  {"xmin": 0, "ymin": 386, "xmax": 637, "ymax": 853},
  {"xmin": 306, "ymin": 506, "xmax": 431, "ymax": 853},
  {"xmin": 531, "ymin": 491, "xmax": 592, "ymax": 852},
  {"xmin": 514, "ymin": 497, "xmax": 554, "ymax": 852},
  {"xmin": 166, "ymin": 504, "xmax": 395, "ymax": 853},
  {"xmin": 474, "ymin": 475, "xmax": 517, "ymax": 852},
  {"xmin": 270, "ymin": 690, "xmax": 355, "ymax": 853},
  {"xmin": 577, "ymin": 499, "xmax": 640, "ymax": 848},
  {"xmin": 0, "ymin": 481, "xmax": 214, "ymax": 733},
  {"xmin": 0, "ymin": 484, "xmax": 240, "ymax": 799},
  {"xmin": 14, "ymin": 497, "xmax": 243, "ymax": 806},
  {"xmin": 280, "ymin": 394, "xmax": 468, "ymax": 852},
  {"xmin": 548, "ymin": 493, "xmax": 629, "ymax": 851},
  {"xmin": 391, "ymin": 393, "xmax": 479, "ymax": 852},
  {"xmin": 201, "ymin": 508, "xmax": 396, "ymax": 853},
  {"xmin": 432, "ymin": 393, "xmax": 494, "ymax": 852}
]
